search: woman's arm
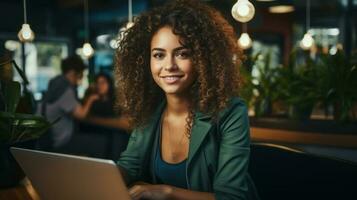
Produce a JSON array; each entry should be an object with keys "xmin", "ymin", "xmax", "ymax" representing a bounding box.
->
[
  {"xmin": 116, "ymin": 125, "xmax": 156, "ymax": 186},
  {"xmin": 117, "ymin": 165, "xmax": 131, "ymax": 186},
  {"xmin": 213, "ymin": 99, "xmax": 251, "ymax": 199},
  {"xmin": 85, "ymin": 116, "xmax": 131, "ymax": 131},
  {"xmin": 72, "ymin": 94, "xmax": 99, "ymax": 119},
  {"xmin": 129, "ymin": 184, "xmax": 215, "ymax": 200}
]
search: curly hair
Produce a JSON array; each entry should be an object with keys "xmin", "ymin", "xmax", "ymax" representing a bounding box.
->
[{"xmin": 115, "ymin": 0, "xmax": 243, "ymax": 130}]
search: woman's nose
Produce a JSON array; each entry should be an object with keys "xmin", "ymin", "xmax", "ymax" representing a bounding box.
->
[{"xmin": 164, "ymin": 56, "xmax": 178, "ymax": 71}]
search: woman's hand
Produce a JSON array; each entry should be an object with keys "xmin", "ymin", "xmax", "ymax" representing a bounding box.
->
[
  {"xmin": 129, "ymin": 183, "xmax": 173, "ymax": 200},
  {"xmin": 87, "ymin": 94, "xmax": 100, "ymax": 103}
]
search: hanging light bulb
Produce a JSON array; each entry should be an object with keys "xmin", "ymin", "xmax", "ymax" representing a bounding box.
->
[
  {"xmin": 18, "ymin": 0, "xmax": 35, "ymax": 42},
  {"xmin": 82, "ymin": 42, "xmax": 94, "ymax": 58},
  {"xmin": 300, "ymin": 0, "xmax": 314, "ymax": 50},
  {"xmin": 231, "ymin": 0, "xmax": 255, "ymax": 23},
  {"xmin": 124, "ymin": 0, "xmax": 135, "ymax": 30},
  {"xmin": 238, "ymin": 33, "xmax": 253, "ymax": 49},
  {"xmin": 300, "ymin": 32, "xmax": 314, "ymax": 50},
  {"xmin": 126, "ymin": 21, "xmax": 134, "ymax": 29},
  {"xmin": 82, "ymin": 0, "xmax": 94, "ymax": 58},
  {"xmin": 18, "ymin": 24, "xmax": 35, "ymax": 42}
]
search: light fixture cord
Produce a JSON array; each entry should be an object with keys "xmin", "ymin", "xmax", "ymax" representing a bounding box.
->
[
  {"xmin": 128, "ymin": 0, "xmax": 133, "ymax": 22},
  {"xmin": 84, "ymin": 0, "xmax": 89, "ymax": 42},
  {"xmin": 23, "ymin": 0, "xmax": 27, "ymax": 23},
  {"xmin": 306, "ymin": 0, "xmax": 310, "ymax": 32}
]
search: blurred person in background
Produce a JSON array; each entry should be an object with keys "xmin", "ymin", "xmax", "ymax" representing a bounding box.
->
[
  {"xmin": 37, "ymin": 55, "xmax": 98, "ymax": 152},
  {"xmin": 84, "ymin": 72, "xmax": 117, "ymax": 118},
  {"xmin": 82, "ymin": 72, "xmax": 130, "ymax": 131}
]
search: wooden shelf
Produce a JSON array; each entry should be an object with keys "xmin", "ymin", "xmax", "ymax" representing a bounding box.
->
[{"xmin": 251, "ymin": 127, "xmax": 357, "ymax": 148}]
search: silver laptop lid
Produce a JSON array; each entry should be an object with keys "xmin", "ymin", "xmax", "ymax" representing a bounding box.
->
[{"xmin": 11, "ymin": 147, "xmax": 130, "ymax": 200}]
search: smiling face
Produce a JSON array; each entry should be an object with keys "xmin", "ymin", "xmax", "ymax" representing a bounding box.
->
[{"xmin": 150, "ymin": 26, "xmax": 196, "ymax": 97}]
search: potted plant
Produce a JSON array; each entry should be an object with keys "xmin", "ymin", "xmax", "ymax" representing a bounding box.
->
[
  {"xmin": 275, "ymin": 50, "xmax": 321, "ymax": 120},
  {"xmin": 249, "ymin": 52, "xmax": 281, "ymax": 117},
  {"xmin": 319, "ymin": 51, "xmax": 357, "ymax": 121},
  {"xmin": 0, "ymin": 56, "xmax": 53, "ymax": 188}
]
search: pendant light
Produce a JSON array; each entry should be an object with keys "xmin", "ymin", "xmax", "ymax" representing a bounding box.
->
[
  {"xmin": 231, "ymin": 0, "xmax": 255, "ymax": 23},
  {"xmin": 126, "ymin": 0, "xmax": 134, "ymax": 29},
  {"xmin": 120, "ymin": 0, "xmax": 134, "ymax": 31},
  {"xmin": 18, "ymin": 0, "xmax": 35, "ymax": 42},
  {"xmin": 111, "ymin": 0, "xmax": 133, "ymax": 49},
  {"xmin": 300, "ymin": 0, "xmax": 314, "ymax": 50},
  {"xmin": 82, "ymin": 0, "xmax": 94, "ymax": 58},
  {"xmin": 238, "ymin": 23, "xmax": 252, "ymax": 50}
]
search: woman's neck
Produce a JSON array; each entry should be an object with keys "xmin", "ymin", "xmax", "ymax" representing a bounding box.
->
[{"xmin": 165, "ymin": 94, "xmax": 190, "ymax": 117}]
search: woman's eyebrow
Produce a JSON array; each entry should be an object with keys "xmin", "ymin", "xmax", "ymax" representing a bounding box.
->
[
  {"xmin": 151, "ymin": 46, "xmax": 188, "ymax": 52},
  {"xmin": 151, "ymin": 48, "xmax": 165, "ymax": 52},
  {"xmin": 173, "ymin": 46, "xmax": 188, "ymax": 52}
]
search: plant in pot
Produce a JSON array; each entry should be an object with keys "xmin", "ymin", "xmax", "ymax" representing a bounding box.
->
[
  {"xmin": 249, "ymin": 52, "xmax": 281, "ymax": 117},
  {"xmin": 275, "ymin": 50, "xmax": 321, "ymax": 120},
  {"xmin": 319, "ymin": 50, "xmax": 357, "ymax": 122},
  {"xmin": 0, "ymin": 56, "xmax": 53, "ymax": 188}
]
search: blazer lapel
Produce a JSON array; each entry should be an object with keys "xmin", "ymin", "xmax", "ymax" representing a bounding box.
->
[
  {"xmin": 148, "ymin": 101, "xmax": 166, "ymax": 183},
  {"xmin": 187, "ymin": 112, "xmax": 212, "ymax": 165}
]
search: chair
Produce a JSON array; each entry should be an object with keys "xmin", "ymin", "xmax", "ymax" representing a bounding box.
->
[{"xmin": 249, "ymin": 142, "xmax": 357, "ymax": 200}]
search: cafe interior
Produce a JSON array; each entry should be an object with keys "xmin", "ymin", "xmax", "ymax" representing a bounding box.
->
[{"xmin": 0, "ymin": 0, "xmax": 357, "ymax": 199}]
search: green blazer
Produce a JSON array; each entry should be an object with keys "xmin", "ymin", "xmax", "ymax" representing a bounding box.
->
[{"xmin": 117, "ymin": 97, "xmax": 258, "ymax": 200}]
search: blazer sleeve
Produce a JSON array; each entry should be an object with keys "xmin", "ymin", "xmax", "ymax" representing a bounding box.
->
[
  {"xmin": 116, "ymin": 128, "xmax": 149, "ymax": 185},
  {"xmin": 213, "ymin": 99, "xmax": 251, "ymax": 200}
]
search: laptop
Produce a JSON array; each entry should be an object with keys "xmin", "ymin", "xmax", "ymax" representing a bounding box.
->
[{"xmin": 11, "ymin": 147, "xmax": 131, "ymax": 200}]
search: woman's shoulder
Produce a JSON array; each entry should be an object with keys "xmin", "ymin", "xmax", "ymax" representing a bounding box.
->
[
  {"xmin": 220, "ymin": 97, "xmax": 248, "ymax": 117},
  {"xmin": 216, "ymin": 97, "xmax": 250, "ymax": 141},
  {"xmin": 228, "ymin": 96, "xmax": 247, "ymax": 107},
  {"xmin": 215, "ymin": 97, "xmax": 249, "ymax": 128},
  {"xmin": 194, "ymin": 97, "xmax": 248, "ymax": 122}
]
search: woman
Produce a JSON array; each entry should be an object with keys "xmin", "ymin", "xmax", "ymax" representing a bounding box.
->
[
  {"xmin": 115, "ymin": 0, "xmax": 258, "ymax": 199},
  {"xmin": 88, "ymin": 72, "xmax": 116, "ymax": 117},
  {"xmin": 82, "ymin": 72, "xmax": 130, "ymax": 130}
]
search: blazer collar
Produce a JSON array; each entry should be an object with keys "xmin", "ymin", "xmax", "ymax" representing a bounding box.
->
[{"xmin": 188, "ymin": 112, "xmax": 212, "ymax": 165}]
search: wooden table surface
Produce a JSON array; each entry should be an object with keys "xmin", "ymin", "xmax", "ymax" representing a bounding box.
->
[{"xmin": 0, "ymin": 178, "xmax": 40, "ymax": 200}]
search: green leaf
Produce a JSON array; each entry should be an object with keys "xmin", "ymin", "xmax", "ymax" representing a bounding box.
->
[
  {"xmin": 0, "ymin": 111, "xmax": 51, "ymax": 127},
  {"xmin": 0, "ymin": 111, "xmax": 59, "ymax": 144}
]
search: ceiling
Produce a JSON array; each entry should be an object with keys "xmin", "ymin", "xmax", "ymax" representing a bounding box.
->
[{"xmin": 0, "ymin": 0, "xmax": 355, "ymax": 44}]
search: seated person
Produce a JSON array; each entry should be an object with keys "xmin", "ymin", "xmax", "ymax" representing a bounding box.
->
[
  {"xmin": 82, "ymin": 72, "xmax": 130, "ymax": 131},
  {"xmin": 37, "ymin": 55, "xmax": 98, "ymax": 151},
  {"xmin": 115, "ymin": 0, "xmax": 259, "ymax": 199},
  {"xmin": 86, "ymin": 72, "xmax": 117, "ymax": 118}
]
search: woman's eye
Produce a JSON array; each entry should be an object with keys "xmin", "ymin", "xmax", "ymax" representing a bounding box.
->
[
  {"xmin": 153, "ymin": 53, "xmax": 165, "ymax": 59},
  {"xmin": 176, "ymin": 51, "xmax": 191, "ymax": 59}
]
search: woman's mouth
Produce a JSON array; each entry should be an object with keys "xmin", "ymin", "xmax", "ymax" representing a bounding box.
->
[{"xmin": 161, "ymin": 75, "xmax": 184, "ymax": 84}]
